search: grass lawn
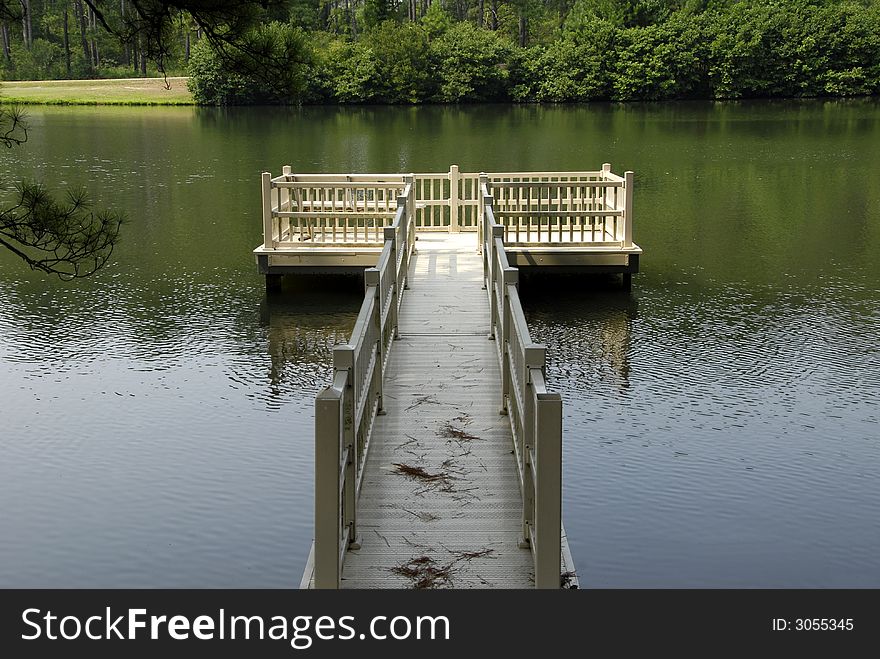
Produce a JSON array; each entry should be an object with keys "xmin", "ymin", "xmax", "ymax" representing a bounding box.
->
[{"xmin": 0, "ymin": 77, "xmax": 195, "ymax": 105}]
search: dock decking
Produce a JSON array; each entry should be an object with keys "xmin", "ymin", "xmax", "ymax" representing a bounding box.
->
[
  {"xmin": 260, "ymin": 166, "xmax": 638, "ymax": 589},
  {"xmin": 342, "ymin": 233, "xmax": 538, "ymax": 588}
]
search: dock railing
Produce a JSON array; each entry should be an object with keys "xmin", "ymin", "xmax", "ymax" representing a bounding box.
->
[
  {"xmin": 488, "ymin": 164, "xmax": 635, "ymax": 247},
  {"xmin": 260, "ymin": 165, "xmax": 633, "ymax": 249},
  {"xmin": 313, "ymin": 182, "xmax": 415, "ymax": 589},
  {"xmin": 412, "ymin": 165, "xmax": 482, "ymax": 231},
  {"xmin": 481, "ymin": 178, "xmax": 563, "ymax": 589},
  {"xmin": 261, "ymin": 168, "xmax": 407, "ymax": 248}
]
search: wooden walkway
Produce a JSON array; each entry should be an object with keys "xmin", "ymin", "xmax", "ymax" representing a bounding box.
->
[
  {"xmin": 273, "ymin": 168, "xmax": 638, "ymax": 589},
  {"xmin": 341, "ymin": 233, "xmax": 535, "ymax": 588}
]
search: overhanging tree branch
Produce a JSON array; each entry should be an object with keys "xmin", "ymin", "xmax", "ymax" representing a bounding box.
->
[
  {"xmin": 0, "ymin": 183, "xmax": 125, "ymax": 280},
  {"xmin": 1, "ymin": 105, "xmax": 124, "ymax": 279},
  {"xmin": 0, "ymin": 106, "xmax": 27, "ymax": 148}
]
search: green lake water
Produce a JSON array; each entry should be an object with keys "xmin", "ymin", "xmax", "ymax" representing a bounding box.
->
[{"xmin": 1, "ymin": 101, "xmax": 878, "ymax": 586}]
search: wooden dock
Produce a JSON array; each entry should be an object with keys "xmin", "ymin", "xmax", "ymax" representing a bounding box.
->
[
  {"xmin": 340, "ymin": 233, "xmax": 547, "ymax": 588},
  {"xmin": 254, "ymin": 165, "xmax": 641, "ymax": 284},
  {"xmin": 257, "ymin": 166, "xmax": 639, "ymax": 589}
]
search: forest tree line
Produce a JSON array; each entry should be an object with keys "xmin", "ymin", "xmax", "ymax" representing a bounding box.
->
[{"xmin": 2, "ymin": 0, "xmax": 880, "ymax": 103}]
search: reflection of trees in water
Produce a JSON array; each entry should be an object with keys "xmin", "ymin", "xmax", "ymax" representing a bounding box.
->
[
  {"xmin": 260, "ymin": 276, "xmax": 361, "ymax": 404},
  {"xmin": 520, "ymin": 275, "xmax": 637, "ymax": 391},
  {"xmin": 594, "ymin": 297, "xmax": 636, "ymax": 386},
  {"xmin": 0, "ymin": 266, "xmax": 362, "ymax": 410}
]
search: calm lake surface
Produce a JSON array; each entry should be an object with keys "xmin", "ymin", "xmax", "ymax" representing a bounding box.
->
[{"xmin": 1, "ymin": 101, "xmax": 878, "ymax": 587}]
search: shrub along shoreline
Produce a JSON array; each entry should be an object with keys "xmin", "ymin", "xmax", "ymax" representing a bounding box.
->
[{"xmin": 188, "ymin": 2, "xmax": 880, "ymax": 105}]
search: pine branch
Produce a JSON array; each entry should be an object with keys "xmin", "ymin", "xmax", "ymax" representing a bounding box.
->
[{"xmin": 0, "ymin": 182, "xmax": 125, "ymax": 280}]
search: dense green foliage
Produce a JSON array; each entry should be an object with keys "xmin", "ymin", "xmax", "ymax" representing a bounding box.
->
[
  {"xmin": 2, "ymin": 0, "xmax": 880, "ymax": 104},
  {"xmin": 202, "ymin": 0, "xmax": 880, "ymax": 104},
  {"xmin": 186, "ymin": 22, "xmax": 310, "ymax": 104},
  {"xmin": 431, "ymin": 22, "xmax": 512, "ymax": 102}
]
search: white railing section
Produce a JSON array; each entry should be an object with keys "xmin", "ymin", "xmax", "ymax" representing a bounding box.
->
[
  {"xmin": 261, "ymin": 165, "xmax": 632, "ymax": 249},
  {"xmin": 262, "ymin": 167, "xmax": 407, "ymax": 247},
  {"xmin": 488, "ymin": 164, "xmax": 635, "ymax": 247},
  {"xmin": 480, "ymin": 177, "xmax": 563, "ymax": 589},
  {"xmin": 313, "ymin": 184, "xmax": 415, "ymax": 589}
]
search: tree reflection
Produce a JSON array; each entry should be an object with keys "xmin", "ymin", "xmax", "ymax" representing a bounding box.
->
[
  {"xmin": 519, "ymin": 273, "xmax": 637, "ymax": 391},
  {"xmin": 259, "ymin": 274, "xmax": 361, "ymax": 402}
]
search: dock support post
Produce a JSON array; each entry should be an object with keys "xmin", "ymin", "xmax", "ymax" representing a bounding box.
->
[
  {"xmin": 265, "ymin": 274, "xmax": 282, "ymax": 292},
  {"xmin": 449, "ymin": 164, "xmax": 460, "ymax": 232}
]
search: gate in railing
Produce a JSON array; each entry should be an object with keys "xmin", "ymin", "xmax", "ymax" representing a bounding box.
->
[{"xmin": 412, "ymin": 165, "xmax": 482, "ymax": 231}]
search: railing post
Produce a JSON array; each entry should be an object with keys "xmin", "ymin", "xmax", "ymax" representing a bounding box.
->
[
  {"xmin": 497, "ymin": 279, "xmax": 507, "ymax": 412},
  {"xmin": 521, "ymin": 345, "xmax": 545, "ymax": 549},
  {"xmin": 600, "ymin": 163, "xmax": 613, "ymax": 214},
  {"xmin": 499, "ymin": 267, "xmax": 518, "ymax": 415},
  {"xmin": 314, "ymin": 384, "xmax": 343, "ymax": 589},
  {"xmin": 482, "ymin": 193, "xmax": 494, "ymax": 287},
  {"xmin": 488, "ymin": 225, "xmax": 503, "ymax": 341},
  {"xmin": 364, "ymin": 269, "xmax": 384, "ymax": 414},
  {"xmin": 397, "ymin": 191, "xmax": 410, "ymax": 292},
  {"xmin": 333, "ymin": 346, "xmax": 357, "ymax": 549},
  {"xmin": 396, "ymin": 193, "xmax": 407, "ymax": 249},
  {"xmin": 523, "ymin": 346, "xmax": 546, "ymax": 455},
  {"xmin": 449, "ymin": 164, "xmax": 460, "ymax": 233},
  {"xmin": 405, "ymin": 174, "xmax": 415, "ymax": 277},
  {"xmin": 487, "ymin": 233, "xmax": 495, "ymax": 333},
  {"xmin": 534, "ymin": 389, "xmax": 562, "ymax": 589},
  {"xmin": 278, "ymin": 165, "xmax": 292, "ymax": 242},
  {"xmin": 479, "ymin": 173, "xmax": 488, "ymax": 255},
  {"xmin": 385, "ymin": 224, "xmax": 400, "ymax": 340},
  {"xmin": 489, "ymin": 199, "xmax": 503, "ymax": 243},
  {"xmin": 623, "ymin": 171, "xmax": 634, "ymax": 247},
  {"xmin": 385, "ymin": 225, "xmax": 397, "ymax": 245},
  {"xmin": 261, "ymin": 171, "xmax": 274, "ymax": 249},
  {"xmin": 521, "ymin": 436, "xmax": 534, "ymax": 550}
]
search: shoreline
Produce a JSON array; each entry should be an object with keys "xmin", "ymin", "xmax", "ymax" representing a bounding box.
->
[
  {"xmin": 3, "ymin": 77, "xmax": 878, "ymax": 107},
  {"xmin": 0, "ymin": 77, "xmax": 195, "ymax": 105}
]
